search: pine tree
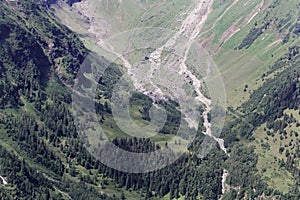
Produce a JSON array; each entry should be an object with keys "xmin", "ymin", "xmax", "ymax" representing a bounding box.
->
[{"xmin": 120, "ymin": 192, "xmax": 126, "ymax": 200}]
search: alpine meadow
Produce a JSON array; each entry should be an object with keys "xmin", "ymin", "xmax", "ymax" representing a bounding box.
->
[{"xmin": 0, "ymin": 0, "xmax": 300, "ymax": 199}]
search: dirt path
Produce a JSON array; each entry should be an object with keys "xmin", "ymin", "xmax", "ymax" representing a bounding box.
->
[
  {"xmin": 42, "ymin": 173, "xmax": 59, "ymax": 183},
  {"xmin": 216, "ymin": 0, "xmax": 265, "ymax": 53},
  {"xmin": 54, "ymin": 187, "xmax": 72, "ymax": 199},
  {"xmin": 199, "ymin": 0, "xmax": 240, "ymax": 38},
  {"xmin": 267, "ymin": 39, "xmax": 282, "ymax": 48},
  {"xmin": 40, "ymin": 172, "xmax": 71, "ymax": 199}
]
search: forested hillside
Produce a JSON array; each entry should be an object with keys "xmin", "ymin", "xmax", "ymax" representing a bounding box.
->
[
  {"xmin": 0, "ymin": 0, "xmax": 111, "ymax": 199},
  {"xmin": 0, "ymin": 0, "xmax": 300, "ymax": 199}
]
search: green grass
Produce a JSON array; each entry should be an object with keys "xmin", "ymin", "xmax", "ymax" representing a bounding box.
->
[
  {"xmin": 214, "ymin": 49, "xmax": 264, "ymax": 107},
  {"xmin": 197, "ymin": 0, "xmax": 265, "ymax": 107},
  {"xmin": 208, "ymin": 0, "xmax": 261, "ymax": 45},
  {"xmin": 200, "ymin": 0, "xmax": 234, "ymax": 33},
  {"xmin": 138, "ymin": 0, "xmax": 193, "ymax": 30},
  {"xmin": 199, "ymin": 0, "xmax": 300, "ymax": 108},
  {"xmin": 246, "ymin": 124, "xmax": 294, "ymax": 193},
  {"xmin": 53, "ymin": 0, "xmax": 193, "ymax": 40},
  {"xmin": 220, "ymin": 16, "xmax": 255, "ymax": 50},
  {"xmin": 52, "ymin": 2, "xmax": 93, "ymax": 38},
  {"xmin": 82, "ymin": 105, "xmax": 189, "ymax": 154}
]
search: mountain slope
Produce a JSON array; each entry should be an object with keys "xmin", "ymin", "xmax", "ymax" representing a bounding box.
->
[
  {"xmin": 0, "ymin": 0, "xmax": 115, "ymax": 199},
  {"xmin": 50, "ymin": 0, "xmax": 300, "ymax": 198},
  {"xmin": 0, "ymin": 0, "xmax": 300, "ymax": 199}
]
